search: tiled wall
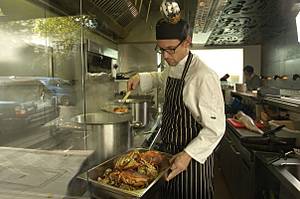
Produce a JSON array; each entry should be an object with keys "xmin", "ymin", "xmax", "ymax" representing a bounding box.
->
[{"xmin": 262, "ymin": 18, "xmax": 300, "ymax": 90}]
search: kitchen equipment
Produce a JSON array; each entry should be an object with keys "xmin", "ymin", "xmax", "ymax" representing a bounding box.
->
[
  {"xmin": 72, "ymin": 112, "xmax": 133, "ymax": 163},
  {"xmin": 240, "ymin": 125, "xmax": 297, "ymax": 153},
  {"xmin": 121, "ymin": 90, "xmax": 132, "ymax": 103},
  {"xmin": 116, "ymin": 96, "xmax": 154, "ymax": 128},
  {"xmin": 148, "ymin": 128, "xmax": 162, "ymax": 150},
  {"xmin": 78, "ymin": 148, "xmax": 172, "ymax": 199},
  {"xmin": 269, "ymin": 120, "xmax": 300, "ymax": 132},
  {"xmin": 235, "ymin": 83, "xmax": 247, "ymax": 92}
]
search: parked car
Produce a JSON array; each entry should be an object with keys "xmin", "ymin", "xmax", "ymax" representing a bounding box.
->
[
  {"xmin": 38, "ymin": 77, "xmax": 76, "ymax": 106},
  {"xmin": 0, "ymin": 77, "xmax": 60, "ymax": 134}
]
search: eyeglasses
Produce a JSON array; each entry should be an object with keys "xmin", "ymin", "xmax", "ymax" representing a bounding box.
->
[{"xmin": 155, "ymin": 40, "xmax": 184, "ymax": 55}]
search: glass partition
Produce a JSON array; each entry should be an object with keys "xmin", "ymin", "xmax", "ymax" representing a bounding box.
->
[{"xmin": 0, "ymin": 1, "xmax": 95, "ymax": 198}]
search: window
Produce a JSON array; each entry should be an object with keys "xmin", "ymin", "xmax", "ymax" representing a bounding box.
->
[{"xmin": 191, "ymin": 49, "xmax": 244, "ymax": 83}]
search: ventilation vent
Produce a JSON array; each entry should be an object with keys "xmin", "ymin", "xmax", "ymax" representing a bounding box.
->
[
  {"xmin": 193, "ymin": 0, "xmax": 227, "ymax": 33},
  {"xmin": 89, "ymin": 0, "xmax": 138, "ymax": 27}
]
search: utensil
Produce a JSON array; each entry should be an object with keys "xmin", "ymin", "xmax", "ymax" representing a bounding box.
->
[
  {"xmin": 121, "ymin": 90, "xmax": 131, "ymax": 103},
  {"xmin": 149, "ymin": 128, "xmax": 162, "ymax": 150},
  {"xmin": 263, "ymin": 125, "xmax": 285, "ymax": 137},
  {"xmin": 116, "ymin": 97, "xmax": 153, "ymax": 128}
]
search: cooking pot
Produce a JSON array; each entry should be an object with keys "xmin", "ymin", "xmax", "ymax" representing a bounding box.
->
[
  {"xmin": 116, "ymin": 97, "xmax": 154, "ymax": 128},
  {"xmin": 72, "ymin": 111, "xmax": 133, "ymax": 163}
]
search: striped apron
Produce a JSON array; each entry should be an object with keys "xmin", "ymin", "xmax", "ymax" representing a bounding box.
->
[{"xmin": 160, "ymin": 52, "xmax": 214, "ymax": 199}]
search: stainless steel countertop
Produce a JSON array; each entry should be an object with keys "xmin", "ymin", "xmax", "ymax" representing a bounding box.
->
[
  {"xmin": 256, "ymin": 152, "xmax": 300, "ymax": 198},
  {"xmin": 227, "ymin": 122, "xmax": 300, "ymax": 198},
  {"xmin": 0, "ymin": 147, "xmax": 93, "ymax": 199}
]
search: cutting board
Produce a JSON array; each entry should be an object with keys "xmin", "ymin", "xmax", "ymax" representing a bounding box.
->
[{"xmin": 227, "ymin": 118, "xmax": 263, "ymax": 129}]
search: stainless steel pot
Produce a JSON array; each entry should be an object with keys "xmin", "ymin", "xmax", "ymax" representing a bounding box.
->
[
  {"xmin": 117, "ymin": 98, "xmax": 153, "ymax": 128},
  {"xmin": 72, "ymin": 112, "xmax": 133, "ymax": 163}
]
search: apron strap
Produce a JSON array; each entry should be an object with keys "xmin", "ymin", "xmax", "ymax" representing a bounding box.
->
[{"xmin": 180, "ymin": 51, "xmax": 193, "ymax": 81}]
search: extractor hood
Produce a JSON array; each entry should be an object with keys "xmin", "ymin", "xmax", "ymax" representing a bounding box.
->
[
  {"xmin": 192, "ymin": 0, "xmax": 227, "ymax": 45},
  {"xmin": 26, "ymin": 0, "xmax": 229, "ymax": 44},
  {"xmin": 26, "ymin": 0, "xmax": 140, "ymax": 40},
  {"xmin": 86, "ymin": 0, "xmax": 139, "ymax": 38}
]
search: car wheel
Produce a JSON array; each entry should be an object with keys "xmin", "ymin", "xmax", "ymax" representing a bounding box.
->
[{"xmin": 61, "ymin": 96, "xmax": 70, "ymax": 106}]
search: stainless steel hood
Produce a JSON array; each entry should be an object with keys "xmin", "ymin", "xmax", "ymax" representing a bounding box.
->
[
  {"xmin": 86, "ymin": 0, "xmax": 139, "ymax": 39},
  {"xmin": 26, "ymin": 0, "xmax": 140, "ymax": 40},
  {"xmin": 88, "ymin": 0, "xmax": 138, "ymax": 27},
  {"xmin": 23, "ymin": 0, "xmax": 231, "ymax": 44},
  {"xmin": 192, "ymin": 0, "xmax": 227, "ymax": 45}
]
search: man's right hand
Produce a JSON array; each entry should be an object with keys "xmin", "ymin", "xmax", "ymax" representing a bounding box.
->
[{"xmin": 127, "ymin": 74, "xmax": 140, "ymax": 91}]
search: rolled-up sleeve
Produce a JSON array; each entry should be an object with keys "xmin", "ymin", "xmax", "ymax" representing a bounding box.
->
[{"xmin": 183, "ymin": 72, "xmax": 226, "ymax": 164}]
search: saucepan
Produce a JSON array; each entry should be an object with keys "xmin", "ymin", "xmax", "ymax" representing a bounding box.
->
[{"xmin": 115, "ymin": 95, "xmax": 154, "ymax": 128}]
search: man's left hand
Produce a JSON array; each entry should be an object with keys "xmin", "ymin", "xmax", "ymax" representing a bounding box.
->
[{"xmin": 166, "ymin": 151, "xmax": 192, "ymax": 181}]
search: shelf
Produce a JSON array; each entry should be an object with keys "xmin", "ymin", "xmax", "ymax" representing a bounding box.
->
[{"xmin": 263, "ymin": 97, "xmax": 300, "ymax": 113}]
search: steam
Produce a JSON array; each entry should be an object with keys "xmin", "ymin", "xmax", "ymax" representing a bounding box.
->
[{"xmin": 0, "ymin": 30, "xmax": 25, "ymax": 63}]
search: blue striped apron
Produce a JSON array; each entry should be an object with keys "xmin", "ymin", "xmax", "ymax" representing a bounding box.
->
[{"xmin": 160, "ymin": 52, "xmax": 214, "ymax": 199}]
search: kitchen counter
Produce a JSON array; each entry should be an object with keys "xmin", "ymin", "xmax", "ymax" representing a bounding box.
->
[
  {"xmin": 226, "ymin": 120, "xmax": 262, "ymax": 138},
  {"xmin": 0, "ymin": 147, "xmax": 93, "ymax": 199},
  {"xmin": 226, "ymin": 122, "xmax": 300, "ymax": 198},
  {"xmin": 255, "ymin": 152, "xmax": 300, "ymax": 198},
  {"xmin": 231, "ymin": 91, "xmax": 258, "ymax": 100}
]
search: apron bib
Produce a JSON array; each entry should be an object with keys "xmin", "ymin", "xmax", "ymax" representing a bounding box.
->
[{"xmin": 160, "ymin": 52, "xmax": 214, "ymax": 199}]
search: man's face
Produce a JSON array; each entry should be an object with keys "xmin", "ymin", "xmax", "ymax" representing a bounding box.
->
[
  {"xmin": 244, "ymin": 71, "xmax": 251, "ymax": 80},
  {"xmin": 156, "ymin": 39, "xmax": 189, "ymax": 66}
]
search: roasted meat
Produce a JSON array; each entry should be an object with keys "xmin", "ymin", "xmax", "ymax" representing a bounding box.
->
[
  {"xmin": 114, "ymin": 150, "xmax": 141, "ymax": 170},
  {"xmin": 97, "ymin": 150, "xmax": 166, "ymax": 191},
  {"xmin": 113, "ymin": 106, "xmax": 128, "ymax": 113}
]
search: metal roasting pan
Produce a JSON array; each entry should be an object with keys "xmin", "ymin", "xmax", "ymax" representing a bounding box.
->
[{"xmin": 78, "ymin": 148, "xmax": 172, "ymax": 199}]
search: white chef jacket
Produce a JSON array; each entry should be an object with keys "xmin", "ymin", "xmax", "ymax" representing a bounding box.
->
[{"xmin": 139, "ymin": 54, "xmax": 226, "ymax": 164}]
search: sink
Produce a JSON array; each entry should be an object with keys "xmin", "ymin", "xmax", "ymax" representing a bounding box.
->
[
  {"xmin": 272, "ymin": 158, "xmax": 300, "ymax": 185},
  {"xmin": 285, "ymin": 165, "xmax": 300, "ymax": 181}
]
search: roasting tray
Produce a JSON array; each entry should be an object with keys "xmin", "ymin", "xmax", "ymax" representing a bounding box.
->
[{"xmin": 78, "ymin": 148, "xmax": 172, "ymax": 199}]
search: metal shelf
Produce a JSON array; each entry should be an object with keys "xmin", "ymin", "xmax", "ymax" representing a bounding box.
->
[{"xmin": 263, "ymin": 97, "xmax": 300, "ymax": 113}]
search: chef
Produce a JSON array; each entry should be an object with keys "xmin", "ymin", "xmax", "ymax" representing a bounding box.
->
[
  {"xmin": 127, "ymin": 18, "xmax": 225, "ymax": 199},
  {"xmin": 243, "ymin": 65, "xmax": 261, "ymax": 91}
]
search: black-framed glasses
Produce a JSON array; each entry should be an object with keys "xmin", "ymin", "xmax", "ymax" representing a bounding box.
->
[{"xmin": 155, "ymin": 40, "xmax": 184, "ymax": 55}]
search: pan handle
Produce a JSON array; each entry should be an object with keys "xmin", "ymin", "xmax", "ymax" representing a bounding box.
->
[{"xmin": 263, "ymin": 125, "xmax": 285, "ymax": 137}]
